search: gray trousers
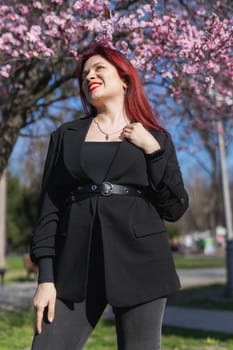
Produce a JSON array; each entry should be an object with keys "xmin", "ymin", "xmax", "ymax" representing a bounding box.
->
[{"xmin": 31, "ymin": 218, "xmax": 166, "ymax": 350}]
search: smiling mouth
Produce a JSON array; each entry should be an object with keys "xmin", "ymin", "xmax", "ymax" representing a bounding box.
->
[{"xmin": 88, "ymin": 82, "xmax": 102, "ymax": 92}]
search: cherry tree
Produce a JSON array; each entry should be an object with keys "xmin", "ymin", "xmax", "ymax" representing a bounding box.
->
[{"xmin": 0, "ymin": 0, "xmax": 232, "ymax": 177}]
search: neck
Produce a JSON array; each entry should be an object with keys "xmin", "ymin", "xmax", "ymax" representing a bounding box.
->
[
  {"xmin": 95, "ymin": 100, "xmax": 129, "ymax": 126},
  {"xmin": 96, "ymin": 112, "xmax": 128, "ymax": 126}
]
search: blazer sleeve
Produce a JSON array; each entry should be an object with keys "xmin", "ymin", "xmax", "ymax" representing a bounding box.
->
[
  {"xmin": 145, "ymin": 131, "xmax": 189, "ymax": 222},
  {"xmin": 30, "ymin": 131, "xmax": 60, "ymax": 262}
]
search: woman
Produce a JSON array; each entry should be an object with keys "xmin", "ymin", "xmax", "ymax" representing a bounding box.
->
[{"xmin": 30, "ymin": 44, "xmax": 188, "ymax": 350}]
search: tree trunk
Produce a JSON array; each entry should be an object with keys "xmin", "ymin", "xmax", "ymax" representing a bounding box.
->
[
  {"xmin": 0, "ymin": 115, "xmax": 25, "ymax": 177},
  {"xmin": 0, "ymin": 169, "xmax": 7, "ymax": 269}
]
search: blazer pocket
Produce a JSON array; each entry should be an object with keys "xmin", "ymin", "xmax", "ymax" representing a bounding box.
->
[{"xmin": 133, "ymin": 219, "xmax": 166, "ymax": 238}]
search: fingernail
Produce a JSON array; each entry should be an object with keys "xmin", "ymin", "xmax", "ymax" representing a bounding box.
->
[{"xmin": 48, "ymin": 317, "xmax": 53, "ymax": 323}]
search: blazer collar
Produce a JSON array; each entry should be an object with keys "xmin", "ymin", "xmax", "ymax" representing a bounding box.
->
[
  {"xmin": 66, "ymin": 115, "xmax": 93, "ymax": 132},
  {"xmin": 62, "ymin": 116, "xmax": 93, "ymax": 180}
]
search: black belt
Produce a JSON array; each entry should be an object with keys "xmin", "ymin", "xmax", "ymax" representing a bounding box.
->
[{"xmin": 68, "ymin": 182, "xmax": 145, "ymax": 203}]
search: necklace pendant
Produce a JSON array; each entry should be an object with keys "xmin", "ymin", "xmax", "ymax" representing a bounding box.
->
[{"xmin": 105, "ymin": 134, "xmax": 109, "ymax": 141}]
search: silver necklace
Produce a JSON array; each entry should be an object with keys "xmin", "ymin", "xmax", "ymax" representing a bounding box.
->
[{"xmin": 93, "ymin": 118, "xmax": 125, "ymax": 141}]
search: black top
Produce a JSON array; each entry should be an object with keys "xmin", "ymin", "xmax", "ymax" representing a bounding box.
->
[
  {"xmin": 82, "ymin": 142, "xmax": 120, "ymax": 182},
  {"xmin": 38, "ymin": 142, "xmax": 120, "ymax": 283}
]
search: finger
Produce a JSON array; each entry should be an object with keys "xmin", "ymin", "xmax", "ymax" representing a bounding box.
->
[
  {"xmin": 36, "ymin": 307, "xmax": 44, "ymax": 334},
  {"xmin": 128, "ymin": 123, "xmax": 136, "ymax": 129},
  {"xmin": 47, "ymin": 299, "xmax": 56, "ymax": 323},
  {"xmin": 125, "ymin": 122, "xmax": 135, "ymax": 129},
  {"xmin": 123, "ymin": 126, "xmax": 134, "ymax": 133},
  {"xmin": 122, "ymin": 130, "xmax": 132, "ymax": 138}
]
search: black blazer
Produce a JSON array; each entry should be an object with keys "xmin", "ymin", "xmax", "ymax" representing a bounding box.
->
[{"xmin": 30, "ymin": 115, "xmax": 188, "ymax": 306}]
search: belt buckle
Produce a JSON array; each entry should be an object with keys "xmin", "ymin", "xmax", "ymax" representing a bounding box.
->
[{"xmin": 101, "ymin": 182, "xmax": 113, "ymax": 196}]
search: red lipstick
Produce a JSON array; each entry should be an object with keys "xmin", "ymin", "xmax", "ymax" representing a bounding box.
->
[{"xmin": 88, "ymin": 82, "xmax": 102, "ymax": 92}]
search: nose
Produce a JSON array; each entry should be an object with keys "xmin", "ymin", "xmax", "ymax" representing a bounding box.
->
[{"xmin": 85, "ymin": 69, "xmax": 96, "ymax": 81}]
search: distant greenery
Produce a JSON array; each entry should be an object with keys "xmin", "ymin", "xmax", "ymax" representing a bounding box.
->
[
  {"xmin": 7, "ymin": 174, "xmax": 39, "ymax": 252},
  {"xmin": 4, "ymin": 255, "xmax": 226, "ymax": 284},
  {"xmin": 1, "ymin": 309, "xmax": 233, "ymax": 350}
]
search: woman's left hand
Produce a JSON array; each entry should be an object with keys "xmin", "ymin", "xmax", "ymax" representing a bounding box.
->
[{"xmin": 122, "ymin": 122, "xmax": 161, "ymax": 154}]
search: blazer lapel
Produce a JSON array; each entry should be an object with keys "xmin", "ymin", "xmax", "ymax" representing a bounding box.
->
[{"xmin": 63, "ymin": 116, "xmax": 93, "ymax": 180}]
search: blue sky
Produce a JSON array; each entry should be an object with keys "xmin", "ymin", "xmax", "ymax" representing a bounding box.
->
[{"xmin": 9, "ymin": 113, "xmax": 233, "ymax": 185}]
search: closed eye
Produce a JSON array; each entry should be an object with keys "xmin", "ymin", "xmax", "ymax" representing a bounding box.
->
[{"xmin": 82, "ymin": 62, "xmax": 107, "ymax": 79}]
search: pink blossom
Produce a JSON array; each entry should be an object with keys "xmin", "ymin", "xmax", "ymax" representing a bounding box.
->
[
  {"xmin": 207, "ymin": 62, "xmax": 220, "ymax": 73},
  {"xmin": 13, "ymin": 24, "xmax": 28, "ymax": 35},
  {"xmin": 44, "ymin": 13, "xmax": 65, "ymax": 27},
  {"xmin": 51, "ymin": 0, "xmax": 63, "ymax": 4},
  {"xmin": 162, "ymin": 71, "xmax": 173, "ymax": 79},
  {"xmin": 115, "ymin": 41, "xmax": 129, "ymax": 54},
  {"xmin": 0, "ymin": 43, "xmax": 11, "ymax": 53},
  {"xmin": 136, "ymin": 8, "xmax": 145, "ymax": 17},
  {"xmin": 182, "ymin": 65, "xmax": 198, "ymax": 74},
  {"xmin": 33, "ymin": 1, "xmax": 43, "ymax": 9},
  {"xmin": 11, "ymin": 50, "xmax": 20, "ymax": 58},
  {"xmin": 143, "ymin": 4, "xmax": 152, "ymax": 12},
  {"xmin": 17, "ymin": 4, "xmax": 29, "ymax": 15},
  {"xmin": 196, "ymin": 8, "xmax": 206, "ymax": 16},
  {"xmin": 0, "ymin": 64, "xmax": 12, "ymax": 78},
  {"xmin": 87, "ymin": 18, "xmax": 103, "ymax": 32},
  {"xmin": 0, "ymin": 5, "xmax": 10, "ymax": 14},
  {"xmin": 72, "ymin": 0, "xmax": 104, "ymax": 14},
  {"xmin": 1, "ymin": 33, "xmax": 14, "ymax": 44},
  {"xmin": 31, "ymin": 25, "xmax": 42, "ymax": 36},
  {"xmin": 44, "ymin": 28, "xmax": 61, "ymax": 38},
  {"xmin": 26, "ymin": 26, "xmax": 41, "ymax": 43},
  {"xmin": 159, "ymin": 25, "xmax": 169, "ymax": 34}
]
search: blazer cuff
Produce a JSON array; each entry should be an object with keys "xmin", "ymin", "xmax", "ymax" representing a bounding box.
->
[
  {"xmin": 145, "ymin": 148, "xmax": 165, "ymax": 161},
  {"xmin": 38, "ymin": 257, "xmax": 54, "ymax": 283}
]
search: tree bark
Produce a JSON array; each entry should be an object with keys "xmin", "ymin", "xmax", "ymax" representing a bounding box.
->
[
  {"xmin": 0, "ymin": 170, "xmax": 7, "ymax": 269},
  {"xmin": 0, "ymin": 115, "xmax": 24, "ymax": 175}
]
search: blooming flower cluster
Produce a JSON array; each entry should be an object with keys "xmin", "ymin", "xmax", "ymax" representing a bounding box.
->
[{"xmin": 0, "ymin": 0, "xmax": 232, "ymax": 125}]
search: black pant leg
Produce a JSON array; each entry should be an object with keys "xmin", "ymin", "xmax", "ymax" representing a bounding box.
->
[
  {"xmin": 31, "ymin": 297, "xmax": 106, "ymax": 350},
  {"xmin": 113, "ymin": 298, "xmax": 167, "ymax": 350}
]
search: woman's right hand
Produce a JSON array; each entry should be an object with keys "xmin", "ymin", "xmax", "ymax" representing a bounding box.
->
[{"xmin": 33, "ymin": 282, "xmax": 57, "ymax": 334}]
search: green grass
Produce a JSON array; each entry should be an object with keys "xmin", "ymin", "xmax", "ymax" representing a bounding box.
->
[
  {"xmin": 1, "ymin": 308, "xmax": 233, "ymax": 350},
  {"xmin": 162, "ymin": 326, "xmax": 233, "ymax": 350},
  {"xmin": 174, "ymin": 256, "xmax": 225, "ymax": 269},
  {"xmin": 0, "ymin": 308, "xmax": 34, "ymax": 350},
  {"xmin": 84, "ymin": 319, "xmax": 117, "ymax": 349},
  {"xmin": 167, "ymin": 283, "xmax": 233, "ymax": 311},
  {"xmin": 4, "ymin": 255, "xmax": 37, "ymax": 284}
]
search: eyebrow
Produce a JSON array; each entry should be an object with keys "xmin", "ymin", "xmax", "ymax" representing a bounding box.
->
[{"xmin": 82, "ymin": 62, "xmax": 106, "ymax": 77}]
